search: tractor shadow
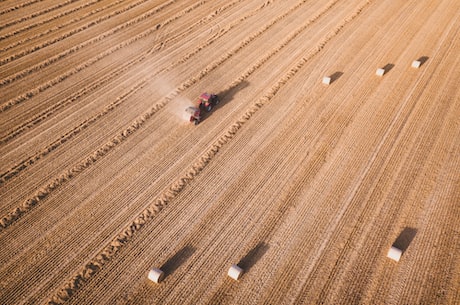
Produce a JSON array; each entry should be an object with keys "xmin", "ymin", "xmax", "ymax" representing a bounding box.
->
[
  {"xmin": 199, "ymin": 80, "xmax": 250, "ymax": 122},
  {"xmin": 392, "ymin": 227, "xmax": 417, "ymax": 253},
  {"xmin": 161, "ymin": 245, "xmax": 196, "ymax": 279}
]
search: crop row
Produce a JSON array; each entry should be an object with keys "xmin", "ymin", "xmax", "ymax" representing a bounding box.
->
[
  {"xmin": 45, "ymin": 0, "xmax": 374, "ymax": 303},
  {"xmin": 0, "ymin": 0, "xmax": 282, "ymax": 182},
  {"xmin": 0, "ymin": 0, "xmax": 251, "ymax": 144},
  {"xmin": 0, "ymin": 0, "xmax": 80, "ymax": 30},
  {"xmin": 0, "ymin": 0, "xmax": 113, "ymax": 47},
  {"xmin": 0, "ymin": 0, "xmax": 44, "ymax": 16},
  {"xmin": 0, "ymin": 0, "xmax": 251, "ymax": 183},
  {"xmin": 0, "ymin": 0, "xmax": 178, "ymax": 76},
  {"xmin": 0, "ymin": 0, "xmax": 214, "ymax": 113}
]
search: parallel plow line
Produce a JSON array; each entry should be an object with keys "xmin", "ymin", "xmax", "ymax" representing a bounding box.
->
[
  {"xmin": 0, "ymin": 0, "xmax": 266, "ymax": 185},
  {"xmin": 0, "ymin": 0, "xmax": 300, "ymax": 190},
  {"xmin": 191, "ymin": 92, "xmax": 340, "ymax": 303},
  {"xmin": 0, "ymin": 0, "xmax": 80, "ymax": 30},
  {"xmin": 295, "ymin": 8, "xmax": 460, "ymax": 304},
  {"xmin": 44, "ymin": 0, "xmax": 375, "ymax": 303},
  {"xmin": 215, "ymin": 1, "xmax": 392, "ymax": 303},
  {"xmin": 0, "ymin": 0, "xmax": 178, "ymax": 76},
  {"xmin": 0, "ymin": 0, "xmax": 44, "ymax": 16},
  {"xmin": 312, "ymin": 5, "xmax": 454, "ymax": 305},
  {"xmin": 344, "ymin": 85, "xmax": 459, "ymax": 304},
  {"xmin": 0, "ymin": 0, "xmax": 206, "ymax": 111},
  {"xmin": 0, "ymin": 0, "xmax": 247, "ymax": 142},
  {"xmin": 365, "ymin": 22, "xmax": 460, "ymax": 304},
  {"xmin": 0, "ymin": 0, "xmax": 158, "ymax": 64},
  {"xmin": 0, "ymin": 0, "xmax": 115, "ymax": 47}
]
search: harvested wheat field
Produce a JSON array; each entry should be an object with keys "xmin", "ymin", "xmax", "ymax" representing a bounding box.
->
[{"xmin": 1, "ymin": 0, "xmax": 459, "ymax": 304}]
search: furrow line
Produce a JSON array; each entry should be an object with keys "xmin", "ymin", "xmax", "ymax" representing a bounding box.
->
[
  {"xmin": 0, "ymin": 0, "xmax": 44, "ymax": 16},
  {"xmin": 46, "ymin": 0, "xmax": 372, "ymax": 302},
  {"xmin": 234, "ymin": 0, "xmax": 380, "ymax": 302},
  {"xmin": 0, "ymin": 0, "xmax": 247, "ymax": 140},
  {"xmin": 0, "ymin": 0, "xmax": 202, "ymax": 110},
  {"xmin": 294, "ymin": 14, "xmax": 451, "ymax": 305},
  {"xmin": 204, "ymin": 102, "xmax": 338, "ymax": 303},
  {"xmin": 321, "ymin": 79, "xmax": 444, "ymax": 305},
  {"xmin": 0, "ymin": 0, "xmax": 80, "ymax": 30},
  {"xmin": 0, "ymin": 0, "xmax": 175, "ymax": 67},
  {"xmin": 0, "ymin": 0, "xmax": 114, "ymax": 46},
  {"xmin": 310, "ymin": 1, "xmax": 438, "ymax": 299},
  {"xmin": 0, "ymin": 80, "xmax": 147, "ymax": 229},
  {"xmin": 0, "ymin": 0, "xmax": 262, "ymax": 180},
  {"xmin": 0, "ymin": 55, "xmax": 139, "ymax": 144},
  {"xmin": 0, "ymin": 0, "xmax": 312, "ymax": 185}
]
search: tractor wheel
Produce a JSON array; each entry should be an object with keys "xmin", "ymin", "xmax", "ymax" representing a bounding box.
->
[
  {"xmin": 194, "ymin": 119, "xmax": 200, "ymax": 125},
  {"xmin": 206, "ymin": 104, "xmax": 212, "ymax": 112}
]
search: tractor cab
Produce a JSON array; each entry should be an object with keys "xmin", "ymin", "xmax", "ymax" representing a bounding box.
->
[
  {"xmin": 186, "ymin": 92, "xmax": 219, "ymax": 125},
  {"xmin": 196, "ymin": 93, "xmax": 219, "ymax": 112}
]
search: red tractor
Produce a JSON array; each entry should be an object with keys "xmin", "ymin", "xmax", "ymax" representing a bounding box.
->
[{"xmin": 186, "ymin": 93, "xmax": 219, "ymax": 125}]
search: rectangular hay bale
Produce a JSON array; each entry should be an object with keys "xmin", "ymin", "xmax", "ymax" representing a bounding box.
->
[
  {"xmin": 376, "ymin": 68, "xmax": 385, "ymax": 76},
  {"xmin": 412, "ymin": 60, "xmax": 421, "ymax": 68},
  {"xmin": 387, "ymin": 246, "xmax": 403, "ymax": 262}
]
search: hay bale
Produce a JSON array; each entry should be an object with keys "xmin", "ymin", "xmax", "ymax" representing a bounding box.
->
[
  {"xmin": 411, "ymin": 60, "xmax": 421, "ymax": 68},
  {"xmin": 228, "ymin": 264, "xmax": 244, "ymax": 280},
  {"xmin": 387, "ymin": 246, "xmax": 403, "ymax": 262},
  {"xmin": 322, "ymin": 76, "xmax": 331, "ymax": 85},
  {"xmin": 376, "ymin": 68, "xmax": 385, "ymax": 76},
  {"xmin": 148, "ymin": 268, "xmax": 164, "ymax": 283}
]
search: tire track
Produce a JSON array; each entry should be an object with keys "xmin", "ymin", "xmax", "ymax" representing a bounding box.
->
[
  {"xmin": 198, "ymin": 94, "xmax": 338, "ymax": 304},
  {"xmin": 313, "ymin": 5, "xmax": 460, "ymax": 304},
  {"xmin": 0, "ymin": 0, "xmax": 44, "ymax": 16},
  {"xmin": 0, "ymin": 0, "xmax": 307, "ymax": 194},
  {"xmin": 221, "ymin": 4, "xmax": 390, "ymax": 300},
  {"xmin": 0, "ymin": 0, "xmax": 263, "ymax": 185},
  {"xmin": 45, "ymin": 0, "xmax": 375, "ymax": 303},
  {"xmin": 0, "ymin": 0, "xmax": 157, "ymax": 64},
  {"xmin": 0, "ymin": 0, "xmax": 113, "ymax": 46},
  {"xmin": 0, "ymin": 0, "xmax": 205, "ymax": 111},
  {"xmin": 318, "ymin": 75, "xmax": 448, "ymax": 305},
  {"xmin": 0, "ymin": 0, "xmax": 176, "ymax": 72},
  {"xmin": 364, "ymin": 88, "xmax": 459, "ymax": 305},
  {"xmin": 0, "ymin": 0, "xmax": 246, "ymax": 142},
  {"xmin": 377, "ymin": 22, "xmax": 460, "ymax": 304},
  {"xmin": 0, "ymin": 0, "xmax": 80, "ymax": 30}
]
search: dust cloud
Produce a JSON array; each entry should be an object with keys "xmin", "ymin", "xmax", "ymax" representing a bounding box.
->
[{"xmin": 151, "ymin": 77, "xmax": 195, "ymax": 123}]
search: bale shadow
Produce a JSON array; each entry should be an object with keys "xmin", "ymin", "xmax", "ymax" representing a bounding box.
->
[
  {"xmin": 199, "ymin": 80, "xmax": 250, "ymax": 122},
  {"xmin": 383, "ymin": 63, "xmax": 395, "ymax": 73},
  {"xmin": 392, "ymin": 227, "xmax": 417, "ymax": 252},
  {"xmin": 237, "ymin": 242, "xmax": 269, "ymax": 272},
  {"xmin": 417, "ymin": 56, "xmax": 429, "ymax": 66},
  {"xmin": 161, "ymin": 245, "xmax": 196, "ymax": 278},
  {"xmin": 329, "ymin": 71, "xmax": 343, "ymax": 83}
]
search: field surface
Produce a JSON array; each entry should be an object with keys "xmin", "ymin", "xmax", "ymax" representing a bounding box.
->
[{"xmin": 0, "ymin": 0, "xmax": 459, "ymax": 304}]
